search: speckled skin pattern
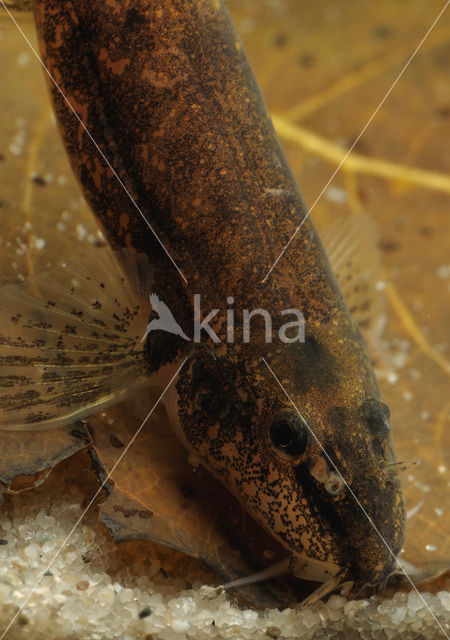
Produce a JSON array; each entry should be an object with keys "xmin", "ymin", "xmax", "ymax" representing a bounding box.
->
[{"xmin": 33, "ymin": 0, "xmax": 405, "ymax": 587}]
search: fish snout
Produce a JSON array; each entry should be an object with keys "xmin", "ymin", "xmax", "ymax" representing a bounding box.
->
[
  {"xmin": 306, "ymin": 454, "xmax": 405, "ymax": 588},
  {"xmin": 343, "ymin": 474, "xmax": 405, "ymax": 588}
]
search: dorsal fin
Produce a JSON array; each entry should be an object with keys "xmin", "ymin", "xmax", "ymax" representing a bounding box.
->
[{"xmin": 321, "ymin": 214, "xmax": 385, "ymax": 334}]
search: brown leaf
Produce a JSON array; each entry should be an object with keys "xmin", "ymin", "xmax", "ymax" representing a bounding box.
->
[
  {"xmin": 88, "ymin": 398, "xmax": 306, "ymax": 607},
  {"xmin": 0, "ymin": 423, "xmax": 91, "ymax": 489}
]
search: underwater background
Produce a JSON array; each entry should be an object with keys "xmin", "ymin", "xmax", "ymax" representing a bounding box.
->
[{"xmin": 0, "ymin": 0, "xmax": 449, "ymax": 638}]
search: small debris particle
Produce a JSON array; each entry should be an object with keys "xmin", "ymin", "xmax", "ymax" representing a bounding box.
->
[
  {"xmin": 9, "ymin": 143, "xmax": 22, "ymax": 156},
  {"xmin": 434, "ymin": 508, "xmax": 443, "ymax": 517},
  {"xmin": 76, "ymin": 580, "xmax": 90, "ymax": 591},
  {"xmin": 406, "ymin": 500, "xmax": 424, "ymax": 520},
  {"xmin": 138, "ymin": 510, "xmax": 153, "ymax": 519},
  {"xmin": 414, "ymin": 482, "xmax": 430, "ymax": 493},
  {"xmin": 437, "ymin": 264, "xmax": 450, "ymax": 279},
  {"xmin": 138, "ymin": 607, "xmax": 152, "ymax": 619},
  {"xmin": 380, "ymin": 239, "xmax": 402, "ymax": 253},
  {"xmin": 387, "ymin": 372, "xmax": 398, "ymax": 385},
  {"xmin": 17, "ymin": 614, "xmax": 28, "ymax": 626},
  {"xmin": 16, "ymin": 52, "xmax": 30, "ymax": 66},
  {"xmin": 272, "ymin": 32, "xmax": 288, "ymax": 49},
  {"xmin": 96, "ymin": 229, "xmax": 106, "ymax": 245},
  {"xmin": 425, "ymin": 544, "xmax": 437, "ymax": 552},
  {"xmin": 438, "ymin": 465, "xmax": 447, "ymax": 474},
  {"xmin": 372, "ymin": 23, "xmax": 394, "ymax": 39},
  {"xmin": 31, "ymin": 173, "xmax": 46, "ymax": 186},
  {"xmin": 0, "ymin": 539, "xmax": 8, "ymax": 545},
  {"xmin": 109, "ymin": 434, "xmax": 124, "ymax": 448},
  {"xmin": 30, "ymin": 237, "xmax": 46, "ymax": 250},
  {"xmin": 76, "ymin": 223, "xmax": 88, "ymax": 241},
  {"xmin": 418, "ymin": 225, "xmax": 433, "ymax": 237},
  {"xmin": 298, "ymin": 53, "xmax": 315, "ymax": 67},
  {"xmin": 325, "ymin": 185, "xmax": 347, "ymax": 203},
  {"xmin": 437, "ymin": 106, "xmax": 450, "ymax": 119}
]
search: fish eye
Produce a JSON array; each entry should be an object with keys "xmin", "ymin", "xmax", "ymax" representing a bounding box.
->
[{"xmin": 270, "ymin": 412, "xmax": 309, "ymax": 458}]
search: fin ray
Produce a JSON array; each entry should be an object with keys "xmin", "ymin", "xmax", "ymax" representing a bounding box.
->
[
  {"xmin": 0, "ymin": 247, "xmax": 152, "ymax": 431},
  {"xmin": 322, "ymin": 214, "xmax": 385, "ymax": 332}
]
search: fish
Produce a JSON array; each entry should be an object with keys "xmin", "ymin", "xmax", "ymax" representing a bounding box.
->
[{"xmin": 0, "ymin": 0, "xmax": 405, "ymax": 602}]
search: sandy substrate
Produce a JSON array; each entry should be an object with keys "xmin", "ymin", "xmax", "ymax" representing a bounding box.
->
[{"xmin": 0, "ymin": 500, "xmax": 449, "ymax": 640}]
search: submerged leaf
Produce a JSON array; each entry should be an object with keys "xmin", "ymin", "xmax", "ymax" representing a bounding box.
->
[
  {"xmin": 0, "ymin": 422, "xmax": 91, "ymax": 489},
  {"xmin": 88, "ymin": 398, "xmax": 309, "ymax": 607}
]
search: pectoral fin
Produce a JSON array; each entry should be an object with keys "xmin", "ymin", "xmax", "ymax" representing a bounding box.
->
[{"xmin": 0, "ymin": 247, "xmax": 151, "ymax": 430}]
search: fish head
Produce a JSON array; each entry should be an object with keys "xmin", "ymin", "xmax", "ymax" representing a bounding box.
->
[
  {"xmin": 263, "ymin": 319, "xmax": 405, "ymax": 590},
  {"xmin": 290, "ymin": 398, "xmax": 406, "ymax": 592},
  {"xmin": 166, "ymin": 321, "xmax": 405, "ymax": 592}
]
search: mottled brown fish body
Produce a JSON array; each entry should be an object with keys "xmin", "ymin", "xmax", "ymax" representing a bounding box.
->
[
  {"xmin": 32, "ymin": 0, "xmax": 330, "ymax": 309},
  {"xmin": 32, "ymin": 0, "xmax": 405, "ymax": 590}
]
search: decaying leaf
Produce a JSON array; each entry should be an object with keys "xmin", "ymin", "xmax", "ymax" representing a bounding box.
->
[
  {"xmin": 88, "ymin": 397, "xmax": 311, "ymax": 607},
  {"xmin": 0, "ymin": 423, "xmax": 91, "ymax": 490}
]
